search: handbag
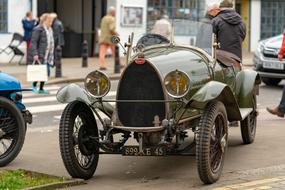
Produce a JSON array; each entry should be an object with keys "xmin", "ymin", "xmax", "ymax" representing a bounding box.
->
[{"xmin": 27, "ymin": 60, "xmax": 48, "ymax": 82}]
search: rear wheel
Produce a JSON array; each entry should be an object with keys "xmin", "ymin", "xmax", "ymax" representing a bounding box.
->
[
  {"xmin": 240, "ymin": 94, "xmax": 257, "ymax": 144},
  {"xmin": 0, "ymin": 97, "xmax": 25, "ymax": 166},
  {"xmin": 196, "ymin": 101, "xmax": 228, "ymax": 184},
  {"xmin": 261, "ymin": 77, "xmax": 281, "ymax": 86},
  {"xmin": 59, "ymin": 101, "xmax": 99, "ymax": 179}
]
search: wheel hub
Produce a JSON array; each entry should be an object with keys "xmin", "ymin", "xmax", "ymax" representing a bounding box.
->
[{"xmin": 78, "ymin": 125, "xmax": 95, "ymax": 156}]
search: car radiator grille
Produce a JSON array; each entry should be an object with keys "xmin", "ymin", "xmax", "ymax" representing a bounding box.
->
[{"xmin": 117, "ymin": 62, "xmax": 165, "ymax": 127}]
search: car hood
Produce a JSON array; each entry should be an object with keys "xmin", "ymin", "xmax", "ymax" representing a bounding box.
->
[
  {"xmin": 0, "ymin": 71, "xmax": 22, "ymax": 91},
  {"xmin": 261, "ymin": 34, "xmax": 283, "ymax": 49}
]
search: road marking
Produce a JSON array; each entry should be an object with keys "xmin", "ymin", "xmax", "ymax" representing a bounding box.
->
[
  {"xmin": 23, "ymin": 90, "xmax": 58, "ymax": 98},
  {"xmin": 28, "ymin": 104, "xmax": 67, "ymax": 114},
  {"xmin": 23, "ymin": 96, "xmax": 57, "ymax": 103},
  {"xmin": 213, "ymin": 176, "xmax": 285, "ymax": 190},
  {"xmin": 28, "ymin": 102, "xmax": 116, "ymax": 114}
]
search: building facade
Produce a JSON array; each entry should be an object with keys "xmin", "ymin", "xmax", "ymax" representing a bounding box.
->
[
  {"xmin": 1, "ymin": 0, "xmax": 285, "ymax": 60},
  {"xmin": 0, "ymin": 0, "xmax": 36, "ymax": 63}
]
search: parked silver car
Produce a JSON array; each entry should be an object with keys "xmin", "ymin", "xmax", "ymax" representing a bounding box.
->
[{"xmin": 253, "ymin": 34, "xmax": 285, "ymax": 86}]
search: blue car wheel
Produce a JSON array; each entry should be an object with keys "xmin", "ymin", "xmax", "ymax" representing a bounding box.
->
[{"xmin": 0, "ymin": 97, "xmax": 25, "ymax": 166}]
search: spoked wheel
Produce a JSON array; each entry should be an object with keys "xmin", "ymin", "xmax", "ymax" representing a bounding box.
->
[
  {"xmin": 0, "ymin": 97, "xmax": 25, "ymax": 166},
  {"xmin": 59, "ymin": 101, "xmax": 99, "ymax": 179},
  {"xmin": 240, "ymin": 94, "xmax": 257, "ymax": 144},
  {"xmin": 196, "ymin": 101, "xmax": 228, "ymax": 184}
]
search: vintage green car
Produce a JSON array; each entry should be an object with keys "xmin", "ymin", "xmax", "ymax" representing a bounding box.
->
[{"xmin": 57, "ymin": 22, "xmax": 260, "ymax": 184}]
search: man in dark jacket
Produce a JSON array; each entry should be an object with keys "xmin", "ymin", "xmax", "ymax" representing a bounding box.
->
[
  {"xmin": 212, "ymin": 0, "xmax": 246, "ymax": 64},
  {"xmin": 50, "ymin": 13, "xmax": 65, "ymax": 48}
]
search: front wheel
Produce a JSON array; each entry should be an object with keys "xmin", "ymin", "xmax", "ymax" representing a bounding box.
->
[
  {"xmin": 196, "ymin": 101, "xmax": 228, "ymax": 184},
  {"xmin": 59, "ymin": 101, "xmax": 99, "ymax": 180},
  {"xmin": 240, "ymin": 95, "xmax": 257, "ymax": 144},
  {"xmin": 0, "ymin": 97, "xmax": 26, "ymax": 166}
]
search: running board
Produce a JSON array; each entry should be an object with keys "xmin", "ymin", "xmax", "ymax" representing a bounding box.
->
[{"xmin": 240, "ymin": 108, "xmax": 253, "ymax": 120}]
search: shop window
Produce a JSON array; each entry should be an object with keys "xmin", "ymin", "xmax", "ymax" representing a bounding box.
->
[
  {"xmin": 261, "ymin": 0, "xmax": 285, "ymax": 39},
  {"xmin": 0, "ymin": 0, "xmax": 7, "ymax": 33}
]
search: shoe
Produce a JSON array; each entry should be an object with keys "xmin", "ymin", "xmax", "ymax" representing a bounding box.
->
[
  {"xmin": 38, "ymin": 89, "xmax": 50, "ymax": 94},
  {"xmin": 266, "ymin": 107, "xmax": 285, "ymax": 118},
  {"xmin": 31, "ymin": 86, "xmax": 37, "ymax": 93},
  {"xmin": 99, "ymin": 67, "xmax": 107, "ymax": 71}
]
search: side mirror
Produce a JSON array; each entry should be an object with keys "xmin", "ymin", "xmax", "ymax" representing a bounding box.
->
[{"xmin": 111, "ymin": 36, "xmax": 120, "ymax": 44}]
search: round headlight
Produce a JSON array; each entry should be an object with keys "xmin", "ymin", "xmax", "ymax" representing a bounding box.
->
[
  {"xmin": 164, "ymin": 70, "xmax": 191, "ymax": 98},
  {"xmin": 84, "ymin": 70, "xmax": 111, "ymax": 98}
]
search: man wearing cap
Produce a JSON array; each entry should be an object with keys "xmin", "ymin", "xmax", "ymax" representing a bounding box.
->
[{"xmin": 211, "ymin": 0, "xmax": 246, "ymax": 70}]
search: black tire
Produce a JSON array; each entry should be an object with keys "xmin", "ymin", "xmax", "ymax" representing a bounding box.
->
[
  {"xmin": 59, "ymin": 101, "xmax": 99, "ymax": 180},
  {"xmin": 240, "ymin": 94, "xmax": 257, "ymax": 144},
  {"xmin": 0, "ymin": 97, "xmax": 25, "ymax": 166},
  {"xmin": 196, "ymin": 101, "xmax": 228, "ymax": 184},
  {"xmin": 261, "ymin": 77, "xmax": 281, "ymax": 86}
]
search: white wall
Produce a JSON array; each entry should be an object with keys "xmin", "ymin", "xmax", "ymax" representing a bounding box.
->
[
  {"xmin": 0, "ymin": 0, "xmax": 36, "ymax": 63},
  {"xmin": 108, "ymin": 0, "xmax": 147, "ymax": 56},
  {"xmin": 250, "ymin": 0, "xmax": 261, "ymax": 52}
]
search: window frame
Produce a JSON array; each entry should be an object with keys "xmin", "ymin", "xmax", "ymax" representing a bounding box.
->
[{"xmin": 0, "ymin": 0, "xmax": 8, "ymax": 33}]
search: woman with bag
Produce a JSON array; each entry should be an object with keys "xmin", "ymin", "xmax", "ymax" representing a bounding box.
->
[{"xmin": 28, "ymin": 13, "xmax": 54, "ymax": 94}]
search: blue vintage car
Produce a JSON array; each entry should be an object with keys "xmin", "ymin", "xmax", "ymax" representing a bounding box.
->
[{"xmin": 0, "ymin": 71, "xmax": 32, "ymax": 166}]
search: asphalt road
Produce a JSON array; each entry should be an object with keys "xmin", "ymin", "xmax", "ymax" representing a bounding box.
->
[{"xmin": 5, "ymin": 80, "xmax": 285, "ymax": 189}]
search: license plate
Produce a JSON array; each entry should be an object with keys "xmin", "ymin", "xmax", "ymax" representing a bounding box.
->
[
  {"xmin": 263, "ymin": 62, "xmax": 284, "ymax": 70},
  {"xmin": 122, "ymin": 146, "xmax": 166, "ymax": 156}
]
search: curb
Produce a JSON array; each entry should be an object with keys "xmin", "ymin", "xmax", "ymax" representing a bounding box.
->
[
  {"xmin": 24, "ymin": 179, "xmax": 85, "ymax": 190},
  {"xmin": 46, "ymin": 74, "xmax": 121, "ymax": 85}
]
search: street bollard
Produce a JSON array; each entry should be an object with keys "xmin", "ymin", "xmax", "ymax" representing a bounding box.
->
[
  {"xmin": 114, "ymin": 45, "xmax": 120, "ymax": 74},
  {"xmin": 82, "ymin": 40, "xmax": 88, "ymax": 68},
  {"xmin": 55, "ymin": 45, "xmax": 62, "ymax": 78}
]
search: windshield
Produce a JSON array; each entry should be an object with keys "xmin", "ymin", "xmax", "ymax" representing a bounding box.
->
[
  {"xmin": 139, "ymin": 19, "xmax": 213, "ymax": 55},
  {"xmin": 172, "ymin": 19, "xmax": 213, "ymax": 54}
]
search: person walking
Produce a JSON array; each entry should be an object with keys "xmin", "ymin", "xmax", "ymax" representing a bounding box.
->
[
  {"xmin": 151, "ymin": 14, "xmax": 172, "ymax": 39},
  {"xmin": 50, "ymin": 13, "xmax": 65, "ymax": 49},
  {"xmin": 28, "ymin": 13, "xmax": 55, "ymax": 94},
  {"xmin": 211, "ymin": 0, "xmax": 246, "ymax": 70},
  {"xmin": 22, "ymin": 11, "xmax": 38, "ymax": 59},
  {"xmin": 99, "ymin": 6, "xmax": 119, "ymax": 70},
  {"xmin": 266, "ymin": 31, "xmax": 285, "ymax": 118}
]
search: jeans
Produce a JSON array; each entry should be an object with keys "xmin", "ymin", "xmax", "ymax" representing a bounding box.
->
[{"xmin": 278, "ymin": 85, "xmax": 285, "ymax": 113}]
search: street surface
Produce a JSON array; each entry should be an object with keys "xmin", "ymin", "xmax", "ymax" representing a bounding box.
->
[{"xmin": 3, "ymin": 80, "xmax": 285, "ymax": 190}]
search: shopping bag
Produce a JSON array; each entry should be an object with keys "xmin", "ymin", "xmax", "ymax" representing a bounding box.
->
[{"xmin": 27, "ymin": 61, "xmax": 48, "ymax": 82}]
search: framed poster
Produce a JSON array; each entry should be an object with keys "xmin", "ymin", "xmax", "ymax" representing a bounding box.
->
[{"xmin": 121, "ymin": 5, "xmax": 143, "ymax": 27}]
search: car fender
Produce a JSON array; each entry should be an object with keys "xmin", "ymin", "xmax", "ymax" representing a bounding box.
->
[
  {"xmin": 189, "ymin": 81, "xmax": 241, "ymax": 121},
  {"xmin": 235, "ymin": 70, "xmax": 261, "ymax": 108},
  {"xmin": 56, "ymin": 83, "xmax": 114, "ymax": 116}
]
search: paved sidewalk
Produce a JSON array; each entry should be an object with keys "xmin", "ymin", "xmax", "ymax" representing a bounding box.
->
[
  {"xmin": 0, "ymin": 57, "xmax": 125, "ymax": 86},
  {"xmin": 0, "ymin": 52, "xmax": 254, "ymax": 86}
]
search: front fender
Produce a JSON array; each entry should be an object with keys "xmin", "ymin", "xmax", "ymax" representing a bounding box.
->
[
  {"xmin": 235, "ymin": 69, "xmax": 261, "ymax": 108},
  {"xmin": 189, "ymin": 81, "xmax": 241, "ymax": 121},
  {"xmin": 56, "ymin": 83, "xmax": 114, "ymax": 116}
]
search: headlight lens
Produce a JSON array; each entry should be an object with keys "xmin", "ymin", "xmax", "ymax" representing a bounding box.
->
[
  {"xmin": 84, "ymin": 70, "xmax": 111, "ymax": 98},
  {"xmin": 164, "ymin": 70, "xmax": 191, "ymax": 98}
]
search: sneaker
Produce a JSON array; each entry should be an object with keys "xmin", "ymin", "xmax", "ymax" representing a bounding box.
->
[
  {"xmin": 31, "ymin": 85, "xmax": 37, "ymax": 93},
  {"xmin": 38, "ymin": 89, "xmax": 49, "ymax": 94}
]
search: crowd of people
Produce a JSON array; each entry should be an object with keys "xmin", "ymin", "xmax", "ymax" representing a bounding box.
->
[{"xmin": 22, "ymin": 12, "xmax": 64, "ymax": 94}]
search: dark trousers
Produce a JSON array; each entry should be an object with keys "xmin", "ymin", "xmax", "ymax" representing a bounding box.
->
[
  {"xmin": 278, "ymin": 85, "xmax": 285, "ymax": 113},
  {"xmin": 33, "ymin": 81, "xmax": 45, "ymax": 90}
]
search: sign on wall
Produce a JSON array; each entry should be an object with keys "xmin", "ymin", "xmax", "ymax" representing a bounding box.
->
[{"xmin": 121, "ymin": 5, "xmax": 143, "ymax": 27}]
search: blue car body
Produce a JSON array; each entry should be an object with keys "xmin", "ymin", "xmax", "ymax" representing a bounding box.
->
[{"xmin": 0, "ymin": 71, "xmax": 32, "ymax": 124}]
